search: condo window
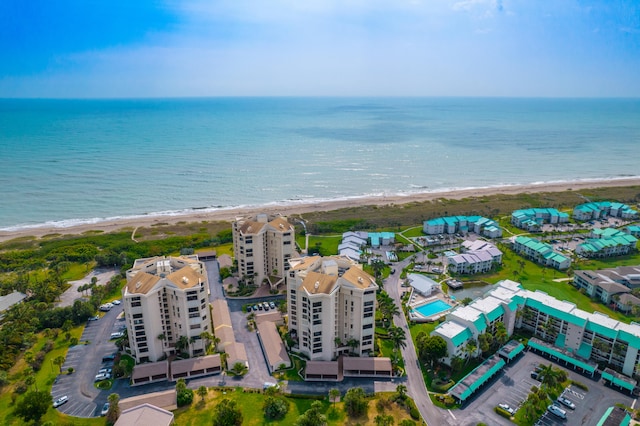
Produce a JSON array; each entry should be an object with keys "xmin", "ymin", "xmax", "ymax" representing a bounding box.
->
[
  {"xmin": 363, "ymin": 324, "xmax": 373, "ymax": 329},
  {"xmin": 364, "ymin": 313, "xmax": 373, "ymax": 318},
  {"xmin": 190, "ymin": 324, "xmax": 201, "ymax": 329}
]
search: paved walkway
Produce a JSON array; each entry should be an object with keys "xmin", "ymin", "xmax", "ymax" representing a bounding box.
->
[{"xmin": 57, "ymin": 268, "xmax": 117, "ymax": 308}]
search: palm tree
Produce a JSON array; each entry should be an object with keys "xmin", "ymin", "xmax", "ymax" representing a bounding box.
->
[
  {"xmin": 329, "ymin": 388, "xmax": 340, "ymax": 407},
  {"xmin": 389, "ymin": 326, "xmax": 407, "ymax": 350},
  {"xmin": 463, "ymin": 339, "xmax": 477, "ymax": 365},
  {"xmin": 176, "ymin": 335, "xmax": 189, "ymax": 355},
  {"xmin": 106, "ymin": 393, "xmax": 121, "ymax": 423},
  {"xmin": 539, "ymin": 363, "xmax": 560, "ymax": 388},
  {"xmin": 346, "ymin": 338, "xmax": 360, "ymax": 354},
  {"xmin": 395, "ymin": 384, "xmax": 407, "ymax": 400},
  {"xmin": 53, "ymin": 355, "xmax": 65, "ymax": 373},
  {"xmin": 197, "ymin": 385, "xmax": 208, "ymax": 402}
]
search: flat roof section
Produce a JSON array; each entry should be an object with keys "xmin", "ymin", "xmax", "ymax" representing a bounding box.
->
[
  {"xmin": 602, "ymin": 368, "xmax": 637, "ymax": 393},
  {"xmin": 498, "ymin": 340, "xmax": 525, "ymax": 361},
  {"xmin": 527, "ymin": 338, "xmax": 598, "ymax": 374}
]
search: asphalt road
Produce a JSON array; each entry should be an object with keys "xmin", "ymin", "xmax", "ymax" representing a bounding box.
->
[{"xmin": 385, "ymin": 257, "xmax": 454, "ymax": 426}]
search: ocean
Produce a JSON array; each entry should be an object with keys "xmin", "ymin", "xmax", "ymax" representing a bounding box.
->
[{"xmin": 1, "ymin": 97, "xmax": 639, "ymax": 231}]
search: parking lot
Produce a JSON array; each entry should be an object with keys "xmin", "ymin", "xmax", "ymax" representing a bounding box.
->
[
  {"xmin": 457, "ymin": 350, "xmax": 636, "ymax": 426},
  {"xmin": 51, "ymin": 304, "xmax": 125, "ymax": 417}
]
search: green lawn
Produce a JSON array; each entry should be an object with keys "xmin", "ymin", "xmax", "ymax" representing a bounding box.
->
[
  {"xmin": 174, "ymin": 388, "xmax": 418, "ymax": 426},
  {"xmin": 296, "ymin": 235, "xmax": 342, "ymax": 256}
]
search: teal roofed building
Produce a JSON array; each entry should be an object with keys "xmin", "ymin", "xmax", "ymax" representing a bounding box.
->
[
  {"xmin": 626, "ymin": 226, "xmax": 640, "ymax": 237},
  {"xmin": 423, "ymin": 215, "xmax": 502, "ymax": 238},
  {"xmin": 573, "ymin": 201, "xmax": 638, "ymax": 221},
  {"xmin": 368, "ymin": 232, "xmax": 395, "ymax": 248},
  {"xmin": 511, "ymin": 208, "xmax": 570, "ymax": 231},
  {"xmin": 431, "ymin": 279, "xmax": 640, "ymax": 378},
  {"xmin": 511, "ymin": 236, "xmax": 571, "ymax": 270},
  {"xmin": 576, "ymin": 228, "xmax": 637, "ymax": 259}
]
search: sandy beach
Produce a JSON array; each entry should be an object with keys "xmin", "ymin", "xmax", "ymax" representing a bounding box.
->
[{"xmin": 2, "ymin": 178, "xmax": 639, "ymax": 243}]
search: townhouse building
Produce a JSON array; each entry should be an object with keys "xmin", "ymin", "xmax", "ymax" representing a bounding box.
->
[
  {"xmin": 574, "ymin": 266, "xmax": 640, "ymax": 308},
  {"xmin": 287, "ymin": 256, "xmax": 378, "ymax": 361},
  {"xmin": 232, "ymin": 214, "xmax": 296, "ymax": 289},
  {"xmin": 423, "ymin": 215, "xmax": 502, "ymax": 238},
  {"xmin": 511, "ymin": 236, "xmax": 571, "ymax": 270},
  {"xmin": 432, "ymin": 279, "xmax": 640, "ymax": 378},
  {"xmin": 576, "ymin": 228, "xmax": 637, "ymax": 258},
  {"xmin": 122, "ymin": 256, "xmax": 211, "ymax": 363},
  {"xmin": 447, "ymin": 240, "xmax": 503, "ymax": 274},
  {"xmin": 573, "ymin": 201, "xmax": 638, "ymax": 221},
  {"xmin": 511, "ymin": 208, "xmax": 569, "ymax": 231}
]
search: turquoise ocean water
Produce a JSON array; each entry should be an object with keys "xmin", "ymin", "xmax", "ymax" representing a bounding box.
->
[{"xmin": 1, "ymin": 97, "xmax": 639, "ymax": 231}]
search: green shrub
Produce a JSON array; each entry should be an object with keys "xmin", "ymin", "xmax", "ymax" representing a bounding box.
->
[
  {"xmin": 494, "ymin": 406, "xmax": 512, "ymax": 419},
  {"xmin": 177, "ymin": 388, "xmax": 194, "ymax": 406}
]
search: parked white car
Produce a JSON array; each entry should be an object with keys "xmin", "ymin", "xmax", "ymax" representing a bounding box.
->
[
  {"xmin": 94, "ymin": 372, "xmax": 111, "ymax": 381},
  {"xmin": 53, "ymin": 395, "xmax": 69, "ymax": 408},
  {"xmin": 547, "ymin": 404, "xmax": 567, "ymax": 419}
]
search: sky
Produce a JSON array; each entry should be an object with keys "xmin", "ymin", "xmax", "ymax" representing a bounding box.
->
[{"xmin": 0, "ymin": 0, "xmax": 639, "ymax": 98}]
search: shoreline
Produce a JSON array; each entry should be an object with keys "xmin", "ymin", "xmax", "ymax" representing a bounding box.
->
[{"xmin": 2, "ymin": 177, "xmax": 640, "ymax": 243}]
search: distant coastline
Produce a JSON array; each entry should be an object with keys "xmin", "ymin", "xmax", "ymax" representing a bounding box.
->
[{"xmin": 2, "ymin": 177, "xmax": 639, "ymax": 243}]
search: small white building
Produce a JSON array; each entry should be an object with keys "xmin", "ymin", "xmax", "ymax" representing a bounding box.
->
[{"xmin": 407, "ymin": 273, "xmax": 438, "ymax": 297}]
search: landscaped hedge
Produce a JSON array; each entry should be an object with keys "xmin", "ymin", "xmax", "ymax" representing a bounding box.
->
[{"xmin": 494, "ymin": 406, "xmax": 512, "ymax": 419}]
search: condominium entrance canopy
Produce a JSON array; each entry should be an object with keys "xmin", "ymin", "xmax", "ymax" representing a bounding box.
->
[
  {"xmin": 527, "ymin": 338, "xmax": 597, "ymax": 375},
  {"xmin": 602, "ymin": 368, "xmax": 637, "ymax": 394},
  {"xmin": 449, "ymin": 354, "xmax": 506, "ymax": 403}
]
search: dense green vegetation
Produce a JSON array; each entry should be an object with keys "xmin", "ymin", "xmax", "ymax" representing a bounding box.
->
[{"xmin": 0, "ymin": 184, "xmax": 639, "ymax": 424}]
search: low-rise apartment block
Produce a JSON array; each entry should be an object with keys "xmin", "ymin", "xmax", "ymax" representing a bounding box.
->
[
  {"xmin": 432, "ymin": 279, "xmax": 640, "ymax": 378},
  {"xmin": 287, "ymin": 256, "xmax": 378, "ymax": 361},
  {"xmin": 447, "ymin": 240, "xmax": 503, "ymax": 274},
  {"xmin": 232, "ymin": 214, "xmax": 296, "ymax": 289},
  {"xmin": 573, "ymin": 201, "xmax": 638, "ymax": 221},
  {"xmin": 574, "ymin": 266, "xmax": 640, "ymax": 310},
  {"xmin": 511, "ymin": 208, "xmax": 569, "ymax": 231},
  {"xmin": 423, "ymin": 215, "xmax": 502, "ymax": 238},
  {"xmin": 122, "ymin": 256, "xmax": 211, "ymax": 363},
  {"xmin": 576, "ymin": 228, "xmax": 638, "ymax": 258},
  {"xmin": 511, "ymin": 236, "xmax": 571, "ymax": 270}
]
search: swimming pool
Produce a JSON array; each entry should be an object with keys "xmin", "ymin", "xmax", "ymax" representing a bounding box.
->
[{"xmin": 412, "ymin": 299, "xmax": 453, "ymax": 318}]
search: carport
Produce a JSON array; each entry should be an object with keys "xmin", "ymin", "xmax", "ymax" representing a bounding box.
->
[
  {"xmin": 601, "ymin": 368, "xmax": 637, "ymax": 395},
  {"xmin": 449, "ymin": 354, "xmax": 506, "ymax": 403},
  {"xmin": 527, "ymin": 338, "xmax": 597, "ymax": 377},
  {"xmin": 498, "ymin": 340, "xmax": 525, "ymax": 363}
]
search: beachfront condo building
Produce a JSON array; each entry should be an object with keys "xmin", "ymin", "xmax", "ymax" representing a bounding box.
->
[
  {"xmin": 576, "ymin": 228, "xmax": 638, "ymax": 258},
  {"xmin": 287, "ymin": 255, "xmax": 378, "ymax": 361},
  {"xmin": 573, "ymin": 201, "xmax": 638, "ymax": 221},
  {"xmin": 232, "ymin": 214, "xmax": 296, "ymax": 289},
  {"xmin": 511, "ymin": 208, "xmax": 570, "ymax": 231},
  {"xmin": 511, "ymin": 236, "xmax": 571, "ymax": 270},
  {"xmin": 447, "ymin": 240, "xmax": 503, "ymax": 275},
  {"xmin": 432, "ymin": 279, "xmax": 640, "ymax": 378},
  {"xmin": 574, "ymin": 266, "xmax": 640, "ymax": 311},
  {"xmin": 423, "ymin": 215, "xmax": 502, "ymax": 238},
  {"xmin": 122, "ymin": 256, "xmax": 211, "ymax": 363}
]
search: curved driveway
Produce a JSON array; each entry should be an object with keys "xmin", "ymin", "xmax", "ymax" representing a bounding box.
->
[{"xmin": 385, "ymin": 258, "xmax": 454, "ymax": 426}]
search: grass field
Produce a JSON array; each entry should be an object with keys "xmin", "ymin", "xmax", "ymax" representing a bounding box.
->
[{"xmin": 174, "ymin": 389, "xmax": 415, "ymax": 426}]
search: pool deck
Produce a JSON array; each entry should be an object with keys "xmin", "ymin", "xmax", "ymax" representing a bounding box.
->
[{"xmin": 407, "ymin": 290, "xmax": 457, "ymax": 323}]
